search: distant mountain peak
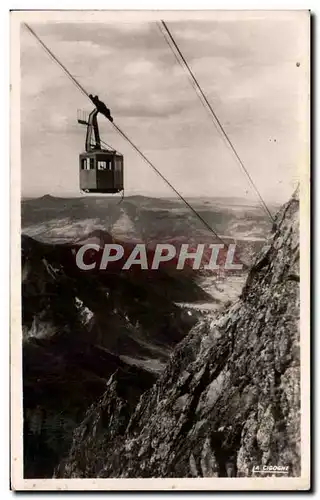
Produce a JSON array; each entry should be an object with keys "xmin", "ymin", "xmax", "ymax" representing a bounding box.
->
[{"xmin": 38, "ymin": 194, "xmax": 56, "ymax": 200}]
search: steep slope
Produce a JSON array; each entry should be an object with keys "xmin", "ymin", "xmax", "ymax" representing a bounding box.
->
[
  {"xmin": 22, "ymin": 233, "xmax": 205, "ymax": 478},
  {"xmin": 22, "ymin": 233, "xmax": 205, "ymax": 361},
  {"xmin": 56, "ymin": 190, "xmax": 300, "ymax": 478},
  {"xmin": 24, "ymin": 339, "xmax": 156, "ymax": 478}
]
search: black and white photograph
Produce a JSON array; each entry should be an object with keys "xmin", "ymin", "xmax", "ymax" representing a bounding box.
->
[{"xmin": 10, "ymin": 9, "xmax": 310, "ymax": 491}]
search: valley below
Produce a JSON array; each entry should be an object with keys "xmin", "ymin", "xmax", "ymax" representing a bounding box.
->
[{"xmin": 21, "ymin": 193, "xmax": 296, "ymax": 479}]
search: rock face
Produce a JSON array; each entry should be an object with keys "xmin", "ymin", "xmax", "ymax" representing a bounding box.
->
[{"xmin": 56, "ymin": 191, "xmax": 300, "ymax": 478}]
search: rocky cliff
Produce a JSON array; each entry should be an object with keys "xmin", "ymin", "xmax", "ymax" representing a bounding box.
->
[
  {"xmin": 22, "ymin": 231, "xmax": 204, "ymax": 477},
  {"xmin": 56, "ymin": 191, "xmax": 300, "ymax": 478}
]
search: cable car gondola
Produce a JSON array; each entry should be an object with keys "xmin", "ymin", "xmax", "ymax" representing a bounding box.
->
[{"xmin": 78, "ymin": 95, "xmax": 124, "ymax": 194}]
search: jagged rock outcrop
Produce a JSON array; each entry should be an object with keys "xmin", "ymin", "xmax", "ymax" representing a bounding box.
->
[{"xmin": 56, "ymin": 191, "xmax": 300, "ymax": 478}]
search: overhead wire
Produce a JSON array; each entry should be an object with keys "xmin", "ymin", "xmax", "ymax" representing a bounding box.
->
[
  {"xmin": 24, "ymin": 23, "xmax": 90, "ymax": 100},
  {"xmin": 156, "ymin": 22, "xmax": 226, "ymax": 143},
  {"xmin": 158, "ymin": 20, "xmax": 275, "ymax": 224},
  {"xmin": 112, "ymin": 122, "xmax": 227, "ymax": 243}
]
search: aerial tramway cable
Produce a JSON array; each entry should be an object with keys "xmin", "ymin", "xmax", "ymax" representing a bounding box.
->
[
  {"xmin": 24, "ymin": 24, "xmax": 90, "ymax": 100},
  {"xmin": 23, "ymin": 22, "xmax": 233, "ymax": 245},
  {"xmin": 158, "ymin": 20, "xmax": 275, "ymax": 224}
]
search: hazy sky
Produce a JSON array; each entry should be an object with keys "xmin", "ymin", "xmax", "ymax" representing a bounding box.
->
[{"xmin": 20, "ymin": 12, "xmax": 308, "ymax": 203}]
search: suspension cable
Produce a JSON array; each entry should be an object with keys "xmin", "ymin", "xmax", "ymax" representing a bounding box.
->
[
  {"xmin": 159, "ymin": 20, "xmax": 275, "ymax": 224},
  {"xmin": 156, "ymin": 23, "xmax": 224, "ymax": 141},
  {"xmin": 112, "ymin": 123, "xmax": 227, "ymax": 242},
  {"xmin": 24, "ymin": 23, "xmax": 90, "ymax": 100}
]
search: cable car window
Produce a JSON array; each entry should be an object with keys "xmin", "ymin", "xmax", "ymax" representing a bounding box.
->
[
  {"xmin": 81, "ymin": 158, "xmax": 89, "ymax": 170},
  {"xmin": 97, "ymin": 161, "xmax": 111, "ymax": 170},
  {"xmin": 81, "ymin": 158, "xmax": 95, "ymax": 170},
  {"xmin": 97, "ymin": 161, "xmax": 106, "ymax": 170}
]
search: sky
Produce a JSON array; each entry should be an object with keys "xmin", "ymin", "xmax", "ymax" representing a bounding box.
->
[{"xmin": 20, "ymin": 12, "xmax": 309, "ymax": 203}]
